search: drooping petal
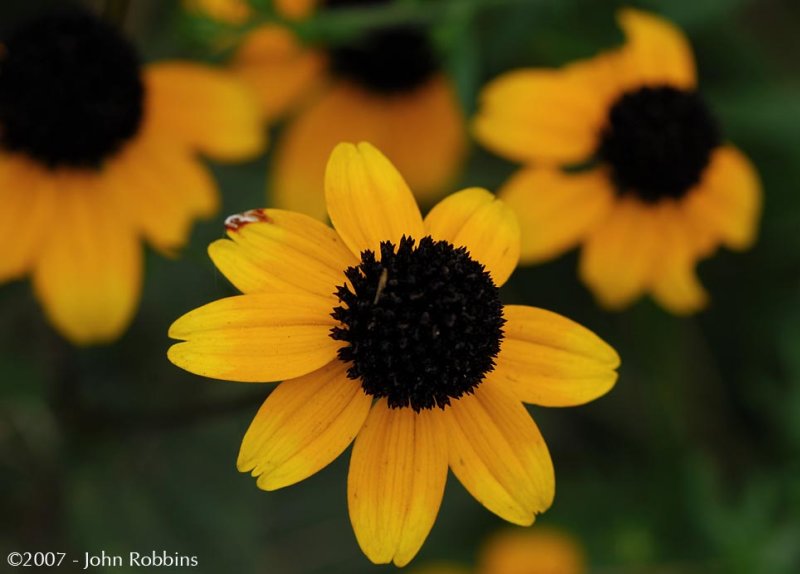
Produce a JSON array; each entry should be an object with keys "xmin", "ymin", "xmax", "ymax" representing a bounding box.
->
[
  {"xmin": 167, "ymin": 292, "xmax": 340, "ymax": 382},
  {"xmin": 650, "ymin": 202, "xmax": 708, "ymax": 314},
  {"xmin": 271, "ymin": 78, "xmax": 465, "ymax": 220},
  {"xmin": 208, "ymin": 209, "xmax": 355, "ymax": 297},
  {"xmin": 615, "ymin": 8, "xmax": 696, "ymax": 91},
  {"xmin": 144, "ymin": 62, "xmax": 265, "ymax": 161},
  {"xmin": 498, "ymin": 167, "xmax": 614, "ymax": 264},
  {"xmin": 444, "ymin": 380, "xmax": 554, "ymax": 526},
  {"xmin": 0, "ymin": 154, "xmax": 56, "ymax": 282},
  {"xmin": 683, "ymin": 145, "xmax": 762, "ymax": 252},
  {"xmin": 473, "ymin": 65, "xmax": 610, "ymax": 165},
  {"xmin": 232, "ymin": 26, "xmax": 324, "ymax": 121},
  {"xmin": 238, "ymin": 360, "xmax": 371, "ymax": 490},
  {"xmin": 424, "ymin": 188, "xmax": 520, "ymax": 286},
  {"xmin": 32, "ymin": 172, "xmax": 142, "ymax": 345},
  {"xmin": 104, "ymin": 128, "xmax": 218, "ymax": 254},
  {"xmin": 325, "ymin": 142, "xmax": 424, "ymax": 258},
  {"xmin": 491, "ymin": 305, "xmax": 619, "ymax": 407},
  {"xmin": 348, "ymin": 400, "xmax": 448, "ymax": 567},
  {"xmin": 579, "ymin": 197, "xmax": 660, "ymax": 310}
]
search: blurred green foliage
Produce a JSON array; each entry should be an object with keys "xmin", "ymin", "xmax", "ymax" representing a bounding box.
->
[{"xmin": 2, "ymin": 0, "xmax": 800, "ymax": 573}]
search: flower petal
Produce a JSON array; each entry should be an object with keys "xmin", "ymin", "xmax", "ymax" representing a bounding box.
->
[
  {"xmin": 477, "ymin": 528, "xmax": 586, "ymax": 574},
  {"xmin": 275, "ymin": 0, "xmax": 316, "ymax": 19},
  {"xmin": 498, "ymin": 167, "xmax": 614, "ymax": 264},
  {"xmin": 473, "ymin": 64, "xmax": 610, "ymax": 165},
  {"xmin": 145, "ymin": 62, "xmax": 265, "ymax": 161},
  {"xmin": 104, "ymin": 128, "xmax": 218, "ymax": 254},
  {"xmin": 0, "ymin": 154, "xmax": 56, "ymax": 282},
  {"xmin": 424, "ymin": 188, "xmax": 520, "ymax": 287},
  {"xmin": 32, "ymin": 173, "xmax": 142, "ymax": 345},
  {"xmin": 325, "ymin": 142, "xmax": 424, "ymax": 258},
  {"xmin": 238, "ymin": 360, "xmax": 371, "ymax": 490},
  {"xmin": 579, "ymin": 197, "xmax": 659, "ymax": 310},
  {"xmin": 348, "ymin": 400, "xmax": 448, "ymax": 567},
  {"xmin": 273, "ymin": 79, "xmax": 464, "ymax": 221},
  {"xmin": 684, "ymin": 145, "xmax": 762, "ymax": 252},
  {"xmin": 492, "ymin": 305, "xmax": 619, "ymax": 407},
  {"xmin": 208, "ymin": 209, "xmax": 356, "ymax": 297},
  {"xmin": 616, "ymin": 8, "xmax": 696, "ymax": 90},
  {"xmin": 167, "ymin": 292, "xmax": 340, "ymax": 382},
  {"xmin": 444, "ymin": 380, "xmax": 554, "ymax": 526},
  {"xmin": 650, "ymin": 203, "xmax": 708, "ymax": 314},
  {"xmin": 233, "ymin": 26, "xmax": 324, "ymax": 121}
]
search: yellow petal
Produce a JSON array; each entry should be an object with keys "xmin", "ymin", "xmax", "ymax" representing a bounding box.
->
[
  {"xmin": 348, "ymin": 401, "xmax": 448, "ymax": 567},
  {"xmin": 0, "ymin": 154, "xmax": 56, "ymax": 282},
  {"xmin": 145, "ymin": 62, "xmax": 265, "ymax": 161},
  {"xmin": 208, "ymin": 209, "xmax": 355, "ymax": 297},
  {"xmin": 32, "ymin": 173, "xmax": 142, "ymax": 345},
  {"xmin": 271, "ymin": 78, "xmax": 465, "ymax": 220},
  {"xmin": 616, "ymin": 8, "xmax": 696, "ymax": 90},
  {"xmin": 184, "ymin": 0, "xmax": 251, "ymax": 24},
  {"xmin": 424, "ymin": 188, "xmax": 520, "ymax": 287},
  {"xmin": 444, "ymin": 380, "xmax": 554, "ymax": 526},
  {"xmin": 492, "ymin": 305, "xmax": 619, "ymax": 407},
  {"xmin": 275, "ymin": 0, "xmax": 317, "ymax": 20},
  {"xmin": 473, "ymin": 65, "xmax": 610, "ymax": 165},
  {"xmin": 167, "ymin": 292, "xmax": 340, "ymax": 382},
  {"xmin": 579, "ymin": 197, "xmax": 659, "ymax": 310},
  {"xmin": 232, "ymin": 25, "xmax": 324, "ymax": 121},
  {"xmin": 477, "ymin": 528, "xmax": 586, "ymax": 574},
  {"xmin": 684, "ymin": 145, "xmax": 762, "ymax": 252},
  {"xmin": 499, "ymin": 167, "xmax": 614, "ymax": 264},
  {"xmin": 650, "ymin": 203, "xmax": 708, "ymax": 314},
  {"xmin": 104, "ymin": 128, "xmax": 218, "ymax": 254},
  {"xmin": 238, "ymin": 360, "xmax": 371, "ymax": 490},
  {"xmin": 325, "ymin": 142, "xmax": 424, "ymax": 258}
]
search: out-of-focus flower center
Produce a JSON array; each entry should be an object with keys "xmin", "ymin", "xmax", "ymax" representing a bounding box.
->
[
  {"xmin": 0, "ymin": 9, "xmax": 144, "ymax": 169},
  {"xmin": 323, "ymin": 0, "xmax": 439, "ymax": 94},
  {"xmin": 331, "ymin": 236, "xmax": 505, "ymax": 411},
  {"xmin": 598, "ymin": 85, "xmax": 720, "ymax": 202}
]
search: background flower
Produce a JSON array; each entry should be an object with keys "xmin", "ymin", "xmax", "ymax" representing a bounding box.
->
[{"xmin": 1, "ymin": 2, "xmax": 800, "ymax": 574}]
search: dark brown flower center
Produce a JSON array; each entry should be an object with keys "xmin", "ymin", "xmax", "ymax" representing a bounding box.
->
[
  {"xmin": 323, "ymin": 0, "xmax": 439, "ymax": 94},
  {"xmin": 0, "ymin": 9, "xmax": 144, "ymax": 169},
  {"xmin": 331, "ymin": 236, "xmax": 504, "ymax": 411},
  {"xmin": 598, "ymin": 85, "xmax": 720, "ymax": 202}
]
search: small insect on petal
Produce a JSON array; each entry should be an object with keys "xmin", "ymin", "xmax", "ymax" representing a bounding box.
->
[{"xmin": 224, "ymin": 209, "xmax": 271, "ymax": 232}]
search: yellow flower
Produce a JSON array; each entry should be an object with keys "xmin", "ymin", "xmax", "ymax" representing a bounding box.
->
[
  {"xmin": 415, "ymin": 527, "xmax": 585, "ymax": 574},
  {"xmin": 188, "ymin": 0, "xmax": 467, "ymax": 219},
  {"xmin": 476, "ymin": 528, "xmax": 585, "ymax": 574},
  {"xmin": 167, "ymin": 142, "xmax": 619, "ymax": 566},
  {"xmin": 0, "ymin": 8, "xmax": 264, "ymax": 344},
  {"xmin": 474, "ymin": 8, "xmax": 762, "ymax": 314}
]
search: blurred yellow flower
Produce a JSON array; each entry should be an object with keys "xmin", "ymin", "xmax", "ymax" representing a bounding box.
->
[
  {"xmin": 0, "ymin": 8, "xmax": 264, "ymax": 344},
  {"xmin": 415, "ymin": 528, "xmax": 585, "ymax": 574},
  {"xmin": 167, "ymin": 142, "xmax": 619, "ymax": 566},
  {"xmin": 474, "ymin": 8, "xmax": 762, "ymax": 314},
  {"xmin": 189, "ymin": 0, "xmax": 467, "ymax": 219}
]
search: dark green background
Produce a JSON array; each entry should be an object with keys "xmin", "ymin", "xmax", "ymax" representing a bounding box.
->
[{"xmin": 2, "ymin": 0, "xmax": 799, "ymax": 572}]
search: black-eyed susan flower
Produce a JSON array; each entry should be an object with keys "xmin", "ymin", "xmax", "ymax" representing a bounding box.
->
[
  {"xmin": 0, "ymin": 8, "xmax": 263, "ymax": 344},
  {"xmin": 474, "ymin": 8, "xmax": 762, "ymax": 314},
  {"xmin": 414, "ymin": 527, "xmax": 585, "ymax": 574},
  {"xmin": 167, "ymin": 142, "xmax": 619, "ymax": 566},
  {"xmin": 189, "ymin": 0, "xmax": 466, "ymax": 219}
]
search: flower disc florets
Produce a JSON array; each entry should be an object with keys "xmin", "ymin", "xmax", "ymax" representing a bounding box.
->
[
  {"xmin": 599, "ymin": 85, "xmax": 720, "ymax": 201},
  {"xmin": 331, "ymin": 236, "xmax": 505, "ymax": 411},
  {"xmin": 0, "ymin": 10, "xmax": 144, "ymax": 168}
]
